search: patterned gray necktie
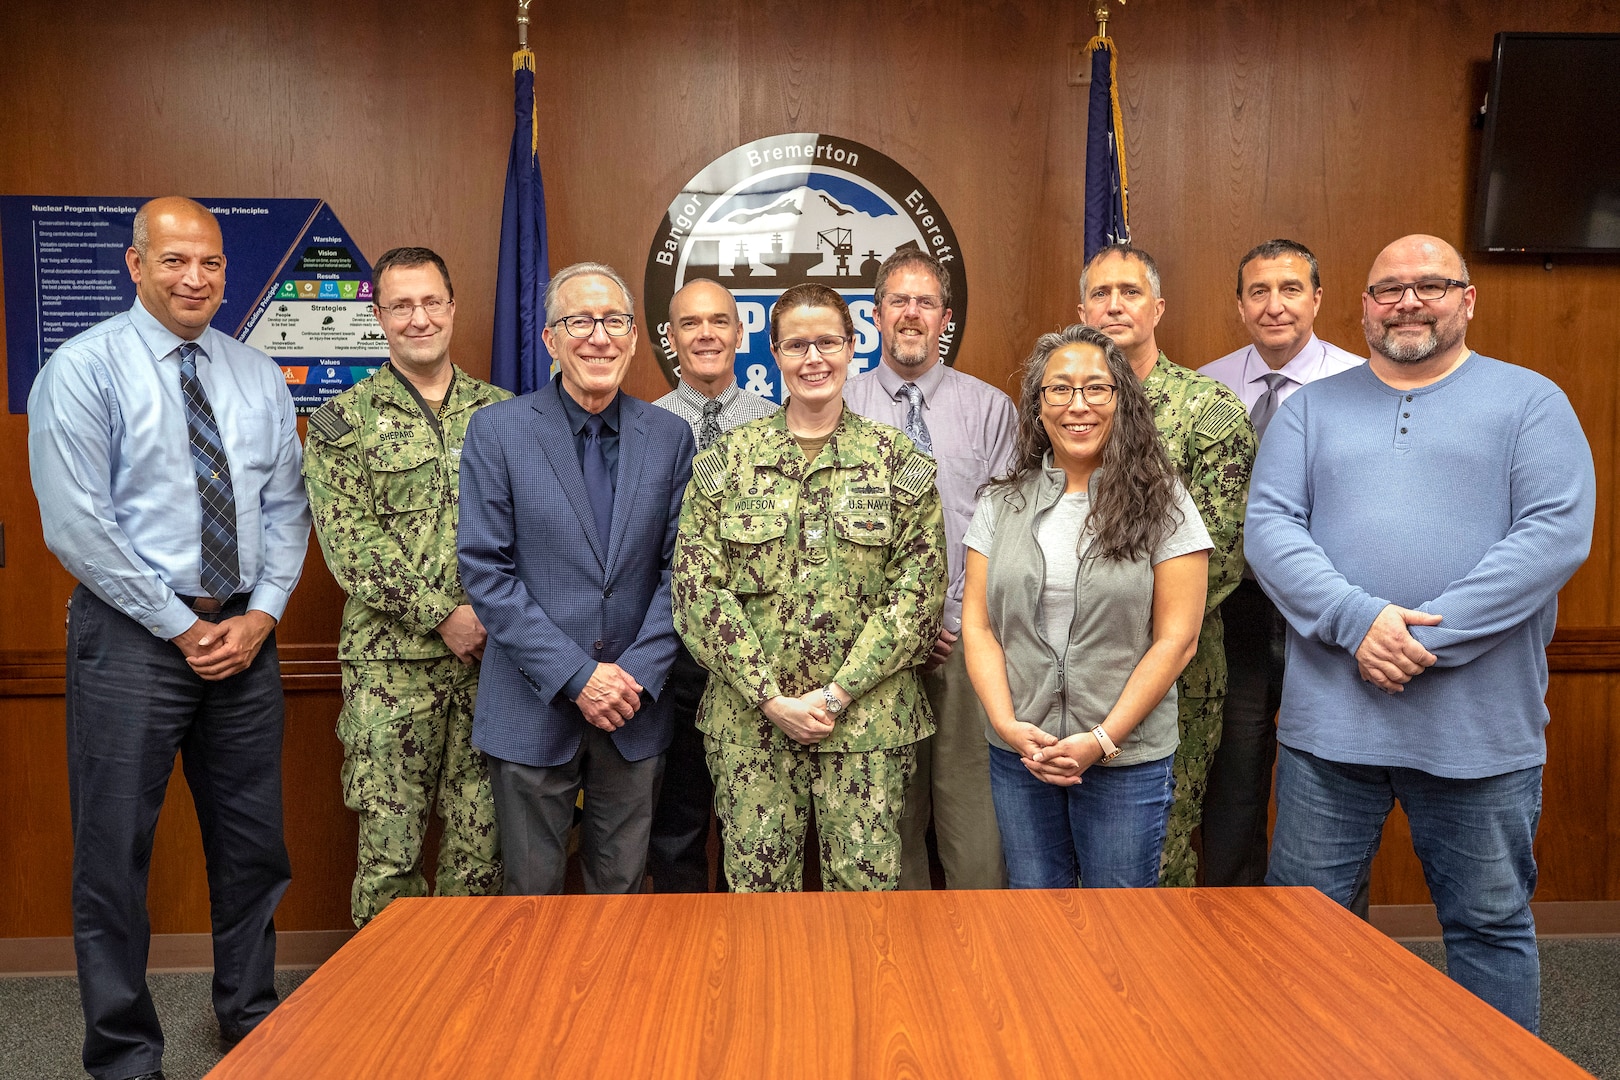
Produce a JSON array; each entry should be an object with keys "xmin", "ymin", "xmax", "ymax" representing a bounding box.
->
[
  {"xmin": 899, "ymin": 382, "xmax": 933, "ymax": 457},
  {"xmin": 177, "ymin": 342, "xmax": 241, "ymax": 600},
  {"xmin": 1248, "ymin": 371, "xmax": 1290, "ymax": 441},
  {"xmin": 698, "ymin": 397, "xmax": 724, "ymax": 451}
]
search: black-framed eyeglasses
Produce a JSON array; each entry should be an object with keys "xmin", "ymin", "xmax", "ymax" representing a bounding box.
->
[
  {"xmin": 378, "ymin": 299, "xmax": 453, "ymax": 321},
  {"xmin": 879, "ymin": 293, "xmax": 944, "ymax": 312},
  {"xmin": 1040, "ymin": 383, "xmax": 1116, "ymax": 407},
  {"xmin": 775, "ymin": 334, "xmax": 851, "ymax": 359},
  {"xmin": 552, "ymin": 313, "xmax": 635, "ymax": 338},
  {"xmin": 1365, "ymin": 278, "xmax": 1468, "ymax": 305}
]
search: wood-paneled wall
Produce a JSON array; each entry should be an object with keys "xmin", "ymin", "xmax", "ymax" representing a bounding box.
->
[{"xmin": 2, "ymin": 0, "xmax": 1616, "ymax": 935}]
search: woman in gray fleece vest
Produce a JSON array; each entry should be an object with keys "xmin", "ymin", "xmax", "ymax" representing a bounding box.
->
[{"xmin": 960, "ymin": 324, "xmax": 1211, "ymax": 888}]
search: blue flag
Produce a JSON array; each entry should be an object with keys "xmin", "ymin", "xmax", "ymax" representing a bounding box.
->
[
  {"xmin": 1083, "ymin": 36, "xmax": 1130, "ymax": 262},
  {"xmin": 491, "ymin": 49, "xmax": 552, "ymax": 395}
]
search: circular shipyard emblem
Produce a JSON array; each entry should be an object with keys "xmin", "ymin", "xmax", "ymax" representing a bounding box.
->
[{"xmin": 645, "ymin": 132, "xmax": 967, "ymax": 403}]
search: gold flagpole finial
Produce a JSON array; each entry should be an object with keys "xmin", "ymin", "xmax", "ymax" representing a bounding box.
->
[
  {"xmin": 1095, "ymin": 0, "xmax": 1124, "ymax": 38},
  {"xmin": 517, "ymin": 0, "xmax": 533, "ymax": 49}
]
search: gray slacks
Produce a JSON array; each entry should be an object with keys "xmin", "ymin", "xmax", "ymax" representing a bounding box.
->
[{"xmin": 489, "ymin": 725, "xmax": 664, "ymax": 895}]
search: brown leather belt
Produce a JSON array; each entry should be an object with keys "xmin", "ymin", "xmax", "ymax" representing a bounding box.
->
[{"xmin": 178, "ymin": 593, "xmax": 250, "ymax": 621}]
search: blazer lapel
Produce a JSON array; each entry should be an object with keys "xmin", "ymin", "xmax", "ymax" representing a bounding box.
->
[
  {"xmin": 606, "ymin": 400, "xmax": 649, "ymax": 573},
  {"xmin": 531, "ymin": 390, "xmax": 606, "ymax": 569}
]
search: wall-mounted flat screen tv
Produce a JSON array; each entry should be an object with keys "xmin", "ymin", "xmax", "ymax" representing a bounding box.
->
[{"xmin": 1472, "ymin": 32, "xmax": 1620, "ymax": 254}]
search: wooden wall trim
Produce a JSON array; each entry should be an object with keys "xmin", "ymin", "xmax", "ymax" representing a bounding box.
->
[
  {"xmin": 5, "ymin": 626, "xmax": 1617, "ymax": 697},
  {"xmin": 0, "ymin": 644, "xmax": 341, "ymax": 697},
  {"xmin": 0, "ymin": 930, "xmax": 354, "ymax": 976},
  {"xmin": 1371, "ymin": 902, "xmax": 1620, "ymax": 941}
]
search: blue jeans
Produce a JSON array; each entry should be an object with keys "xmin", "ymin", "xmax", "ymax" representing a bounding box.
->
[
  {"xmin": 1266, "ymin": 744, "xmax": 1542, "ymax": 1032},
  {"xmin": 989, "ymin": 745, "xmax": 1174, "ymax": 888}
]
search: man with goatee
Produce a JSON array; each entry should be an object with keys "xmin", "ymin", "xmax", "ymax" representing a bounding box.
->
[{"xmin": 1247, "ymin": 233, "xmax": 1595, "ymax": 1033}]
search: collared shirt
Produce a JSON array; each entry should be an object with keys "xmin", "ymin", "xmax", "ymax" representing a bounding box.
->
[
  {"xmin": 28, "ymin": 299, "xmax": 311, "ymax": 639},
  {"xmin": 843, "ymin": 359, "xmax": 1017, "ymax": 633},
  {"xmin": 1199, "ymin": 333, "xmax": 1364, "ymax": 411},
  {"xmin": 652, "ymin": 379, "xmax": 777, "ymax": 439},
  {"xmin": 556, "ymin": 377, "xmax": 621, "ymax": 486}
]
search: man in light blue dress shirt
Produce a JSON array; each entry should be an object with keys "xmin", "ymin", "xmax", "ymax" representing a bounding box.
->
[{"xmin": 28, "ymin": 196, "xmax": 310, "ymax": 1080}]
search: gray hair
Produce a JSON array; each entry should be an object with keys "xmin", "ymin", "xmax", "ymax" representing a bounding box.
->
[
  {"xmin": 1079, "ymin": 243, "xmax": 1162, "ymax": 301},
  {"xmin": 544, "ymin": 262, "xmax": 635, "ymax": 323}
]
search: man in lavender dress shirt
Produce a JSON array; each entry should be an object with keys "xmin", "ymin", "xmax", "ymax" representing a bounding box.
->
[
  {"xmin": 844, "ymin": 249, "xmax": 1016, "ymax": 890},
  {"xmin": 1198, "ymin": 239, "xmax": 1361, "ymax": 888}
]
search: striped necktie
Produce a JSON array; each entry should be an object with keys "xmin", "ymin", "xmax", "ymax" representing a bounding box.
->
[
  {"xmin": 177, "ymin": 342, "xmax": 241, "ymax": 601},
  {"xmin": 899, "ymin": 382, "xmax": 934, "ymax": 457}
]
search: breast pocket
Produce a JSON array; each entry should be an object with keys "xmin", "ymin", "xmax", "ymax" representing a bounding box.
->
[
  {"xmin": 720, "ymin": 514, "xmax": 790, "ymax": 595},
  {"xmin": 232, "ymin": 408, "xmax": 280, "ymax": 471},
  {"xmin": 834, "ymin": 513, "xmax": 894, "ymax": 598},
  {"xmin": 366, "ymin": 441, "xmax": 442, "ymax": 516}
]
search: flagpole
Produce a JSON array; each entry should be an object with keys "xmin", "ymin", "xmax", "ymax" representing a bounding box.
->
[
  {"xmin": 1094, "ymin": 0, "xmax": 1123, "ymax": 38},
  {"xmin": 517, "ymin": 0, "xmax": 532, "ymax": 48}
]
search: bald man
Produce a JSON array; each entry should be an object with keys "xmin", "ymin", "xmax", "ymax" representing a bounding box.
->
[
  {"xmin": 649, "ymin": 278, "xmax": 775, "ymax": 891},
  {"xmin": 29, "ymin": 197, "xmax": 310, "ymax": 1077},
  {"xmin": 1245, "ymin": 234, "xmax": 1595, "ymax": 1032}
]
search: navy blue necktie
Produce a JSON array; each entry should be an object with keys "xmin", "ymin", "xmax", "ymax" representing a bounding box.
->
[
  {"xmin": 583, "ymin": 413, "xmax": 614, "ymax": 546},
  {"xmin": 177, "ymin": 342, "xmax": 241, "ymax": 601}
]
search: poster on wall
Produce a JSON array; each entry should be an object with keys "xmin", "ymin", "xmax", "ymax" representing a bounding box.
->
[
  {"xmin": 1, "ymin": 196, "xmax": 386, "ymax": 413},
  {"xmin": 643, "ymin": 133, "xmax": 968, "ymax": 402}
]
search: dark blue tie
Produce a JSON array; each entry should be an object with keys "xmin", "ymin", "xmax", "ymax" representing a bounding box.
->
[
  {"xmin": 177, "ymin": 342, "xmax": 241, "ymax": 601},
  {"xmin": 583, "ymin": 413, "xmax": 614, "ymax": 547}
]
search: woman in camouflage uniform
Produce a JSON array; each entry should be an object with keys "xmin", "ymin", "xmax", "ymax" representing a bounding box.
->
[{"xmin": 673, "ymin": 283, "xmax": 946, "ymax": 892}]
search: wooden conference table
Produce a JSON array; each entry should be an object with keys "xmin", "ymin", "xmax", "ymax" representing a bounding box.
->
[{"xmin": 208, "ymin": 888, "xmax": 1587, "ymax": 1079}]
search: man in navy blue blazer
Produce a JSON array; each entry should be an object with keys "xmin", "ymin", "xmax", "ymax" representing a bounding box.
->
[{"xmin": 459, "ymin": 262, "xmax": 696, "ymax": 894}]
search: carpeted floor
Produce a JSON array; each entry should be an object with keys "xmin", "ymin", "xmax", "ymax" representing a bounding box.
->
[{"xmin": 2, "ymin": 941, "xmax": 1616, "ymax": 1078}]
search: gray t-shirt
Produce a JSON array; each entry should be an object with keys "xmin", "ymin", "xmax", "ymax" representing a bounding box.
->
[{"xmin": 964, "ymin": 479, "xmax": 1212, "ymax": 762}]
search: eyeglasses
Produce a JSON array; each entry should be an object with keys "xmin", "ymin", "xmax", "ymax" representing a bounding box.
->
[
  {"xmin": 1040, "ymin": 383, "xmax": 1116, "ymax": 407},
  {"xmin": 1365, "ymin": 278, "xmax": 1468, "ymax": 305},
  {"xmin": 378, "ymin": 299, "xmax": 452, "ymax": 321},
  {"xmin": 880, "ymin": 293, "xmax": 944, "ymax": 312},
  {"xmin": 775, "ymin": 334, "xmax": 851, "ymax": 359},
  {"xmin": 552, "ymin": 314, "xmax": 635, "ymax": 338}
]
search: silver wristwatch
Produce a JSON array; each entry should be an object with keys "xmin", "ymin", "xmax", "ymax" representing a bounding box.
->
[{"xmin": 822, "ymin": 687, "xmax": 845, "ymax": 715}]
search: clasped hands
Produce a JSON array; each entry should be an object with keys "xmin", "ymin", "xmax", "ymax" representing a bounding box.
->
[
  {"xmin": 576, "ymin": 662, "xmax": 644, "ymax": 731},
  {"xmin": 762, "ymin": 685, "xmax": 850, "ymax": 746},
  {"xmin": 170, "ymin": 610, "xmax": 276, "ymax": 681},
  {"xmin": 1355, "ymin": 604, "xmax": 1442, "ymax": 694},
  {"xmin": 999, "ymin": 721, "xmax": 1103, "ymax": 787}
]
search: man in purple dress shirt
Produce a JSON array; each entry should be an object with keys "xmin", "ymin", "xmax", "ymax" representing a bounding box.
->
[
  {"xmin": 1198, "ymin": 239, "xmax": 1362, "ymax": 888},
  {"xmin": 843, "ymin": 249, "xmax": 1017, "ymax": 890}
]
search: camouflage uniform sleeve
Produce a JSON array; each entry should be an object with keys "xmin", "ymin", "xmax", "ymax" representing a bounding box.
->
[
  {"xmin": 302, "ymin": 400, "xmax": 462, "ymax": 637},
  {"xmin": 831, "ymin": 449, "xmax": 947, "ymax": 700},
  {"xmin": 672, "ymin": 447, "xmax": 784, "ymax": 706},
  {"xmin": 1188, "ymin": 386, "xmax": 1257, "ymax": 614}
]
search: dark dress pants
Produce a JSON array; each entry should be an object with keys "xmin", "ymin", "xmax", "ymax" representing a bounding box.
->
[
  {"xmin": 647, "ymin": 644, "xmax": 726, "ymax": 892},
  {"xmin": 1201, "ymin": 577, "xmax": 1286, "ymax": 886},
  {"xmin": 66, "ymin": 587, "xmax": 291, "ymax": 1080}
]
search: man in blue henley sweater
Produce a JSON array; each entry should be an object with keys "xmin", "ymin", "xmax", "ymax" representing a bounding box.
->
[{"xmin": 1246, "ymin": 234, "xmax": 1595, "ymax": 1033}]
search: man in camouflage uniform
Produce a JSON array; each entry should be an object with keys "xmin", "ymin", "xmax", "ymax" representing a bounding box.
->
[
  {"xmin": 1080, "ymin": 243, "xmax": 1257, "ymax": 887},
  {"xmin": 672, "ymin": 407, "xmax": 946, "ymax": 892},
  {"xmin": 303, "ymin": 246, "xmax": 509, "ymax": 925}
]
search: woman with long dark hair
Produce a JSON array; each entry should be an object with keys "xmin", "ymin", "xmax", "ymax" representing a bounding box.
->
[{"xmin": 960, "ymin": 323, "xmax": 1210, "ymax": 887}]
